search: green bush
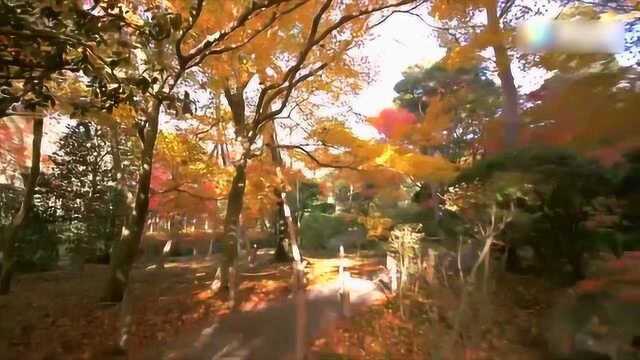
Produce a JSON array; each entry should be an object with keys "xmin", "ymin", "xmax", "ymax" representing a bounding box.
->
[
  {"xmin": 454, "ymin": 147, "xmax": 615, "ymax": 281},
  {"xmin": 14, "ymin": 213, "xmax": 60, "ymax": 272},
  {"xmin": 300, "ymin": 213, "xmax": 355, "ymax": 250}
]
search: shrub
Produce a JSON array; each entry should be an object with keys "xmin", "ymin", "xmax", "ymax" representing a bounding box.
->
[
  {"xmin": 454, "ymin": 147, "xmax": 615, "ymax": 281},
  {"xmin": 14, "ymin": 213, "xmax": 60, "ymax": 272},
  {"xmin": 300, "ymin": 213, "xmax": 356, "ymax": 250}
]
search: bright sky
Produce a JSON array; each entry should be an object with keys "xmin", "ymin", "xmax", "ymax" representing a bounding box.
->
[
  {"xmin": 350, "ymin": 12, "xmax": 554, "ymax": 122},
  {"xmin": 353, "ymin": 14, "xmax": 446, "ymax": 117}
]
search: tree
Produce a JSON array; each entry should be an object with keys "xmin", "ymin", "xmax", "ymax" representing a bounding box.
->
[
  {"xmin": 0, "ymin": 114, "xmax": 42, "ymax": 293},
  {"xmin": 47, "ymin": 121, "xmax": 136, "ymax": 267},
  {"xmin": 393, "ymin": 62, "xmax": 501, "ymax": 162},
  {"xmin": 0, "ymin": 0, "xmax": 134, "ymax": 294},
  {"xmin": 101, "ymin": 0, "xmax": 313, "ymax": 302},
  {"xmin": 148, "ymin": 131, "xmax": 228, "ymax": 236},
  {"xmin": 302, "ymin": 113, "xmax": 457, "ymax": 244},
  {"xmin": 426, "ymin": 0, "xmax": 552, "ymax": 149},
  {"xmin": 190, "ymin": 0, "xmax": 418, "ymax": 279},
  {"xmin": 0, "ymin": 175, "xmax": 59, "ymax": 272}
]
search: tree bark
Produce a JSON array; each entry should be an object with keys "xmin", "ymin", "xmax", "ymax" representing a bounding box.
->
[
  {"xmin": 221, "ymin": 162, "xmax": 247, "ymax": 287},
  {"xmin": 264, "ymin": 121, "xmax": 298, "ymax": 262},
  {"xmin": 220, "ymin": 84, "xmax": 250, "ymax": 293},
  {"xmin": 102, "ymin": 99, "xmax": 161, "ymax": 302},
  {"xmin": 485, "ymin": 1, "xmax": 520, "ymax": 149},
  {"xmin": 0, "ymin": 117, "xmax": 43, "ymax": 295},
  {"xmin": 107, "ymin": 123, "xmax": 127, "ymax": 256},
  {"xmin": 274, "ymin": 198, "xmax": 291, "ymax": 262}
]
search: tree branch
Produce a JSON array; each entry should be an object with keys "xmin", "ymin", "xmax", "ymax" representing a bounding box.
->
[
  {"xmin": 176, "ymin": 0, "xmax": 205, "ymax": 67},
  {"xmin": 152, "ymin": 185, "xmax": 226, "ymax": 201},
  {"xmin": 254, "ymin": 62, "xmax": 328, "ymax": 130},
  {"xmin": 189, "ymin": 0, "xmax": 309, "ymax": 69},
  {"xmin": 182, "ymin": 0, "xmax": 290, "ymax": 67},
  {"xmin": 275, "ymin": 144, "xmax": 360, "ymax": 170},
  {"xmin": 252, "ymin": 0, "xmax": 333, "ymax": 121},
  {"xmin": 498, "ymin": 0, "xmax": 516, "ymax": 20},
  {"xmin": 253, "ymin": 0, "xmax": 415, "ymax": 130}
]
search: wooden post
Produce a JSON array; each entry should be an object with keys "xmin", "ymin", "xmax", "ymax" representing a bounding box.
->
[
  {"xmin": 157, "ymin": 240, "xmax": 172, "ymax": 270},
  {"xmin": 339, "ymin": 245, "xmax": 351, "ymax": 318}
]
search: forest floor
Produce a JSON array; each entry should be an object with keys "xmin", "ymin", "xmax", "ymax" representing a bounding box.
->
[
  {"xmin": 0, "ymin": 251, "xmax": 386, "ymax": 360},
  {"xmin": 309, "ymin": 272, "xmax": 557, "ymax": 360},
  {"xmin": 1, "ymin": 250, "xmax": 562, "ymax": 360}
]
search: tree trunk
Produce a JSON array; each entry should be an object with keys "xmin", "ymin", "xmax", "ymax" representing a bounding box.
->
[
  {"xmin": 485, "ymin": 1, "xmax": 520, "ymax": 149},
  {"xmin": 107, "ymin": 123, "xmax": 129, "ymax": 261},
  {"xmin": 264, "ymin": 122, "xmax": 299, "ymax": 262},
  {"xmin": 221, "ymin": 162, "xmax": 247, "ymax": 288},
  {"xmin": 102, "ymin": 99, "xmax": 161, "ymax": 302},
  {"xmin": 220, "ymin": 85, "xmax": 251, "ymax": 297},
  {"xmin": 274, "ymin": 196, "xmax": 291, "ymax": 262},
  {"xmin": 0, "ymin": 117, "xmax": 43, "ymax": 295}
]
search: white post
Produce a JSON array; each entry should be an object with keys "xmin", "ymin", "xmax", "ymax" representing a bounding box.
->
[{"xmin": 339, "ymin": 245, "xmax": 351, "ymax": 318}]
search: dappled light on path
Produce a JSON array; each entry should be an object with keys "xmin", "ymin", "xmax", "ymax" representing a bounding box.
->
[{"xmin": 146, "ymin": 256, "xmax": 386, "ymax": 359}]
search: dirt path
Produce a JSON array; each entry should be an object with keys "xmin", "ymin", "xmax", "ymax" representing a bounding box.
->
[
  {"xmin": 0, "ymin": 253, "xmax": 384, "ymax": 360},
  {"xmin": 146, "ymin": 257, "xmax": 387, "ymax": 360}
]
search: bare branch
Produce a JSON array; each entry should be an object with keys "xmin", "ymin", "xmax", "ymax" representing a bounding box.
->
[
  {"xmin": 183, "ymin": 0, "xmax": 292, "ymax": 67},
  {"xmin": 189, "ymin": 0, "xmax": 310, "ymax": 69},
  {"xmin": 253, "ymin": 0, "xmax": 333, "ymax": 121},
  {"xmin": 498, "ymin": 0, "xmax": 516, "ymax": 20},
  {"xmin": 176, "ymin": 0, "xmax": 205, "ymax": 66},
  {"xmin": 252, "ymin": 0, "xmax": 416, "ymax": 130},
  {"xmin": 152, "ymin": 185, "xmax": 226, "ymax": 201},
  {"xmin": 254, "ymin": 62, "xmax": 328, "ymax": 129},
  {"xmin": 193, "ymin": 121, "xmax": 220, "ymax": 140},
  {"xmin": 368, "ymin": 1, "xmax": 427, "ymax": 29},
  {"xmin": 274, "ymin": 101, "xmax": 303, "ymax": 120},
  {"xmin": 275, "ymin": 144, "xmax": 360, "ymax": 170}
]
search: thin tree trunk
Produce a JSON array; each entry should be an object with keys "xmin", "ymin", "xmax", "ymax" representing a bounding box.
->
[
  {"xmin": 221, "ymin": 162, "xmax": 247, "ymax": 288},
  {"xmin": 0, "ymin": 117, "xmax": 43, "ymax": 294},
  {"xmin": 219, "ymin": 84, "xmax": 251, "ymax": 298},
  {"xmin": 264, "ymin": 122, "xmax": 299, "ymax": 262},
  {"xmin": 102, "ymin": 99, "xmax": 161, "ymax": 302},
  {"xmin": 274, "ymin": 196, "xmax": 291, "ymax": 262},
  {"xmin": 485, "ymin": 0, "xmax": 520, "ymax": 149},
  {"xmin": 107, "ymin": 123, "xmax": 129, "ymax": 261}
]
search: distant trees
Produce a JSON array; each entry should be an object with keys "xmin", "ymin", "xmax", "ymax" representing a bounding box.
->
[
  {"xmin": 0, "ymin": 0, "xmax": 134, "ymax": 294},
  {"xmin": 393, "ymin": 63, "xmax": 501, "ymax": 162},
  {"xmin": 48, "ymin": 122, "xmax": 136, "ymax": 267},
  {"xmin": 0, "ymin": 179, "xmax": 58, "ymax": 273}
]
